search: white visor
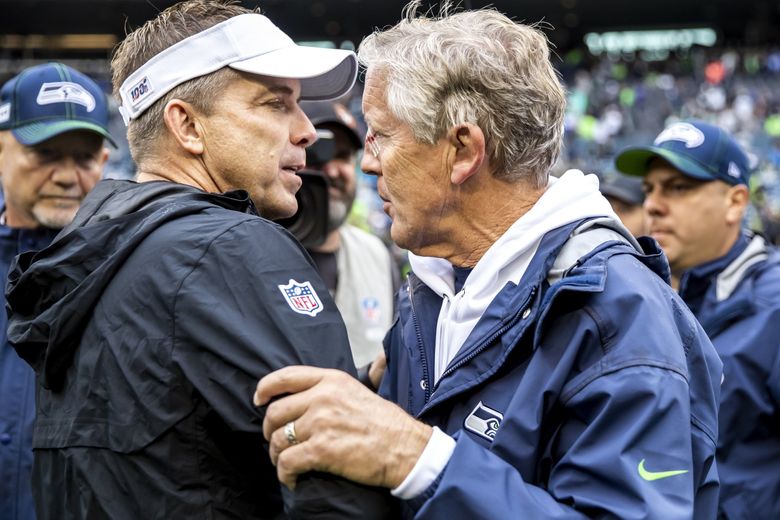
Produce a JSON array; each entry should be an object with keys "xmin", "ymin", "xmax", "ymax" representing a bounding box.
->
[{"xmin": 117, "ymin": 13, "xmax": 357, "ymax": 125}]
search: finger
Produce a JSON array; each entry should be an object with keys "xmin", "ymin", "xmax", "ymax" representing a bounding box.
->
[
  {"xmin": 253, "ymin": 365, "xmax": 331, "ymax": 407},
  {"xmin": 261, "ymin": 388, "xmax": 315, "ymax": 441},
  {"xmin": 267, "ymin": 417, "xmax": 308, "ymax": 466},
  {"xmin": 277, "ymin": 442, "xmax": 320, "ymax": 490}
]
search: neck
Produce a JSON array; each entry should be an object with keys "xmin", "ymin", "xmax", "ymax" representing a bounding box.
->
[
  {"xmin": 136, "ymin": 152, "xmax": 222, "ymax": 194},
  {"xmin": 1, "ymin": 208, "xmax": 39, "ymax": 229},
  {"xmin": 433, "ymin": 177, "xmax": 546, "ymax": 268}
]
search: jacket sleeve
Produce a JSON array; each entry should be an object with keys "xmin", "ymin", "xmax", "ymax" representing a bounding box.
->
[
  {"xmin": 172, "ymin": 219, "xmax": 395, "ymax": 518},
  {"xmin": 409, "ymin": 306, "xmax": 715, "ymax": 520}
]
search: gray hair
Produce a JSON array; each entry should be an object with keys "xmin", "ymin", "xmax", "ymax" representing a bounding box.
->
[{"xmin": 357, "ymin": 1, "xmax": 566, "ymax": 188}]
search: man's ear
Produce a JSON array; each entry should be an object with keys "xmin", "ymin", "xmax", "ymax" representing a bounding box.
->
[
  {"xmin": 448, "ymin": 123, "xmax": 486, "ymax": 185},
  {"xmin": 162, "ymin": 99, "xmax": 205, "ymax": 155},
  {"xmin": 725, "ymin": 183, "xmax": 750, "ymax": 225},
  {"xmin": 98, "ymin": 147, "xmax": 110, "ymax": 169}
]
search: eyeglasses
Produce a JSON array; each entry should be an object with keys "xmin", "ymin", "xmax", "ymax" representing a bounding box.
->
[{"xmin": 365, "ymin": 128, "xmax": 381, "ymax": 159}]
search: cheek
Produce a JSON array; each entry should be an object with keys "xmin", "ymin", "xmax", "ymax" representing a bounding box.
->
[{"xmin": 81, "ymin": 169, "xmax": 102, "ymax": 191}]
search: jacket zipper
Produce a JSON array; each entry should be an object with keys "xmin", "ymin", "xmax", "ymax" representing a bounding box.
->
[
  {"xmin": 435, "ymin": 286, "xmax": 538, "ymax": 388},
  {"xmin": 408, "ymin": 283, "xmax": 432, "ymax": 403}
]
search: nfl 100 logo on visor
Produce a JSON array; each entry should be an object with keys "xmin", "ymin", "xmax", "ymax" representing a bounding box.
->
[
  {"xmin": 278, "ymin": 279, "xmax": 323, "ymax": 317},
  {"xmin": 129, "ymin": 77, "xmax": 153, "ymax": 106}
]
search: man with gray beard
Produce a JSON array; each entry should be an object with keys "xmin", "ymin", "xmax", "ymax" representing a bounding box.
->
[{"xmin": 0, "ymin": 62, "xmax": 112, "ymax": 520}]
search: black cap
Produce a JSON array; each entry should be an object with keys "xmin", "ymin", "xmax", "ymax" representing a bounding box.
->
[
  {"xmin": 599, "ymin": 172, "xmax": 645, "ymax": 206},
  {"xmin": 301, "ymin": 100, "xmax": 363, "ymax": 150}
]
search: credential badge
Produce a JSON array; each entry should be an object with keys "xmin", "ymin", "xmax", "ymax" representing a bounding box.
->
[
  {"xmin": 464, "ymin": 401, "xmax": 503, "ymax": 442},
  {"xmin": 278, "ymin": 279, "xmax": 323, "ymax": 317}
]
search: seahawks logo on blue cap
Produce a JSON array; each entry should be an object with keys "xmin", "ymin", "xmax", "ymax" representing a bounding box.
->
[
  {"xmin": 0, "ymin": 103, "xmax": 10, "ymax": 124},
  {"xmin": 654, "ymin": 122, "xmax": 705, "ymax": 149},
  {"xmin": 36, "ymin": 82, "xmax": 96, "ymax": 112}
]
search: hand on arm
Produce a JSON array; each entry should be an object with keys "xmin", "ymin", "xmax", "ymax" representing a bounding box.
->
[{"xmin": 254, "ymin": 365, "xmax": 432, "ymax": 490}]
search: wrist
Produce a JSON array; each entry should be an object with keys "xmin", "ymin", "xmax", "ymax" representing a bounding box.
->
[{"xmin": 385, "ymin": 413, "xmax": 433, "ymax": 488}]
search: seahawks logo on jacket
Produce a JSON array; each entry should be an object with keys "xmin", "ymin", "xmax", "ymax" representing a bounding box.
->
[{"xmin": 464, "ymin": 401, "xmax": 503, "ymax": 442}]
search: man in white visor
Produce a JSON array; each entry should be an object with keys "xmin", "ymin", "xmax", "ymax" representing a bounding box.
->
[{"xmin": 4, "ymin": 1, "xmax": 394, "ymax": 518}]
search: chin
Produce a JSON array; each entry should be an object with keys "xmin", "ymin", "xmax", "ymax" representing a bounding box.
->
[{"xmin": 32, "ymin": 207, "xmax": 78, "ymax": 229}]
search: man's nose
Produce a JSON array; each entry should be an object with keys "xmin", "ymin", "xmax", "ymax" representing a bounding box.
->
[
  {"xmin": 293, "ymin": 110, "xmax": 317, "ymax": 147},
  {"xmin": 360, "ymin": 149, "xmax": 380, "ymax": 177},
  {"xmin": 49, "ymin": 157, "xmax": 79, "ymax": 187},
  {"xmin": 643, "ymin": 190, "xmax": 666, "ymax": 217}
]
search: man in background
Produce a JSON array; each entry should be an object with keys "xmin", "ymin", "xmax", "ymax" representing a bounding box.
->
[
  {"xmin": 0, "ymin": 62, "xmax": 112, "ymax": 520},
  {"xmin": 301, "ymin": 100, "xmax": 397, "ymax": 369},
  {"xmin": 616, "ymin": 119, "xmax": 780, "ymax": 518},
  {"xmin": 598, "ymin": 170, "xmax": 646, "ymax": 237}
]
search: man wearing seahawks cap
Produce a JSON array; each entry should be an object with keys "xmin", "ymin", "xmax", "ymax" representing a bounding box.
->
[
  {"xmin": 0, "ymin": 61, "xmax": 112, "ymax": 520},
  {"xmin": 4, "ymin": 1, "xmax": 391, "ymax": 518},
  {"xmin": 616, "ymin": 119, "xmax": 780, "ymax": 518}
]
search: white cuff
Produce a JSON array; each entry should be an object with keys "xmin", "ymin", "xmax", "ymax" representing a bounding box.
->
[{"xmin": 390, "ymin": 426, "xmax": 456, "ymax": 499}]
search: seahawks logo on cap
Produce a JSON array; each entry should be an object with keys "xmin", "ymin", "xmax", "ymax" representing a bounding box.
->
[
  {"xmin": 464, "ymin": 401, "xmax": 503, "ymax": 442},
  {"xmin": 654, "ymin": 122, "xmax": 705, "ymax": 149},
  {"xmin": 728, "ymin": 161, "xmax": 742, "ymax": 179},
  {"xmin": 0, "ymin": 103, "xmax": 10, "ymax": 124},
  {"xmin": 37, "ymin": 82, "xmax": 96, "ymax": 112}
]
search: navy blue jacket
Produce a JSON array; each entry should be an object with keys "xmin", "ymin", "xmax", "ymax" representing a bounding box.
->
[
  {"xmin": 0, "ymin": 224, "xmax": 58, "ymax": 520},
  {"xmin": 381, "ymin": 220, "xmax": 722, "ymax": 519},
  {"xmin": 678, "ymin": 232, "xmax": 780, "ymax": 519}
]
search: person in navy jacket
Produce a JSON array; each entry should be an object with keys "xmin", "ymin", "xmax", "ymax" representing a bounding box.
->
[
  {"xmin": 617, "ymin": 120, "xmax": 780, "ymax": 519},
  {"xmin": 255, "ymin": 3, "xmax": 723, "ymax": 518},
  {"xmin": 0, "ymin": 62, "xmax": 112, "ymax": 520}
]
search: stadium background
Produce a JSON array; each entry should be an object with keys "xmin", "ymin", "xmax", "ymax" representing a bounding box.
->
[{"xmin": 3, "ymin": 0, "xmax": 780, "ymax": 241}]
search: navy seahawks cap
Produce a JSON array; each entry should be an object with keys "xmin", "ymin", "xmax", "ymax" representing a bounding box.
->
[
  {"xmin": 0, "ymin": 62, "xmax": 115, "ymax": 147},
  {"xmin": 615, "ymin": 120, "xmax": 749, "ymax": 186},
  {"xmin": 301, "ymin": 100, "xmax": 363, "ymax": 150}
]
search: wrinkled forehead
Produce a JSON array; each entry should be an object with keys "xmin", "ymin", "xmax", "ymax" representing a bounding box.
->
[{"xmin": 361, "ymin": 68, "xmax": 389, "ymax": 123}]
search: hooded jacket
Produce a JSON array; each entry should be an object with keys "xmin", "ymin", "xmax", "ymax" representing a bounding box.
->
[
  {"xmin": 5, "ymin": 179, "xmax": 392, "ymax": 520},
  {"xmin": 678, "ymin": 231, "xmax": 780, "ymax": 519},
  {"xmin": 381, "ymin": 172, "xmax": 722, "ymax": 519}
]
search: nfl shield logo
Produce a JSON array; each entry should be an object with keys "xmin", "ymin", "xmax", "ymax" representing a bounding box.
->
[{"xmin": 278, "ymin": 279, "xmax": 324, "ymax": 317}]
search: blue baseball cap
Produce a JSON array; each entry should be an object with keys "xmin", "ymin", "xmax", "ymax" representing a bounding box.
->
[
  {"xmin": 615, "ymin": 120, "xmax": 749, "ymax": 186},
  {"xmin": 599, "ymin": 172, "xmax": 645, "ymax": 206},
  {"xmin": 0, "ymin": 62, "xmax": 115, "ymax": 147}
]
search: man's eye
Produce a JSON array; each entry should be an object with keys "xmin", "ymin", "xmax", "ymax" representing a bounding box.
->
[
  {"xmin": 267, "ymin": 99, "xmax": 289, "ymax": 111},
  {"xmin": 34, "ymin": 149, "xmax": 58, "ymax": 162},
  {"xmin": 669, "ymin": 183, "xmax": 691, "ymax": 192}
]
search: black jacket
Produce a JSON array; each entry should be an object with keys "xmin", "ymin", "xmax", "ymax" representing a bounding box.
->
[{"xmin": 6, "ymin": 180, "xmax": 393, "ymax": 519}]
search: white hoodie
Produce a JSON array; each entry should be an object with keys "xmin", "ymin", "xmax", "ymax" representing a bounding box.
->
[{"xmin": 408, "ymin": 169, "xmax": 620, "ymax": 384}]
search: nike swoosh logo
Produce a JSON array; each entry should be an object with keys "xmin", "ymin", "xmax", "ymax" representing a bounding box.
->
[{"xmin": 638, "ymin": 458, "xmax": 689, "ymax": 481}]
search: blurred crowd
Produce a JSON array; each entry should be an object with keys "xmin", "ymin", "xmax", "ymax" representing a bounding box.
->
[
  {"xmin": 45, "ymin": 45, "xmax": 780, "ymax": 246},
  {"xmin": 557, "ymin": 45, "xmax": 780, "ymax": 240}
]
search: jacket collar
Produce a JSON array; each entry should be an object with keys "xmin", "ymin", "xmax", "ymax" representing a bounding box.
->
[{"xmin": 419, "ymin": 218, "xmax": 654, "ymax": 415}]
